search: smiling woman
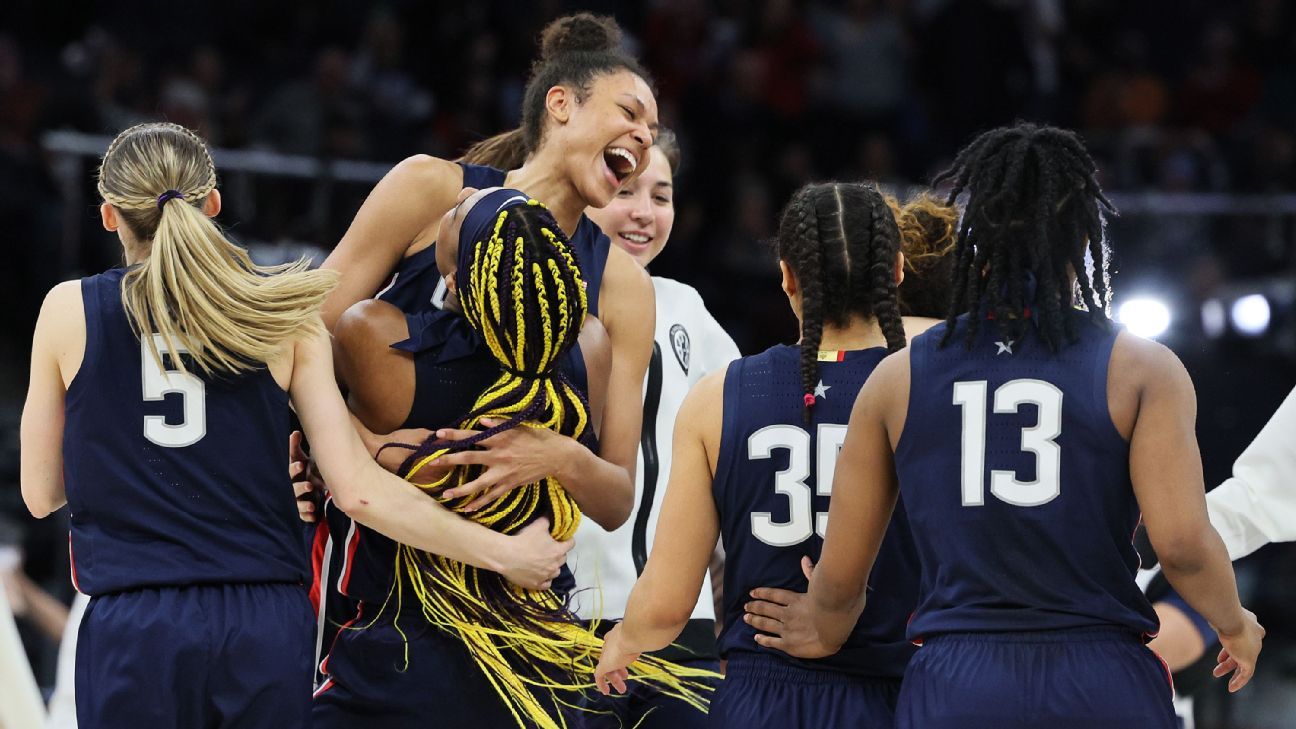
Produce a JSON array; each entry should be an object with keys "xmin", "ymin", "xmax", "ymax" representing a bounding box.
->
[{"xmin": 309, "ymin": 12, "xmax": 668, "ymax": 729}]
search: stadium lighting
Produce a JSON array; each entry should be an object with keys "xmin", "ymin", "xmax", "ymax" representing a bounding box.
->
[
  {"xmin": 1230, "ymin": 294, "xmax": 1271, "ymax": 337},
  {"xmin": 1116, "ymin": 298, "xmax": 1172, "ymax": 339}
]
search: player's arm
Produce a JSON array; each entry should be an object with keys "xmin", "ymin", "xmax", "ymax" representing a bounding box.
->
[
  {"xmin": 568, "ymin": 246, "xmax": 654, "ymax": 522},
  {"xmin": 595, "ymin": 370, "xmax": 723, "ymax": 695},
  {"xmin": 289, "ymin": 322, "xmax": 570, "ymax": 591},
  {"xmin": 806, "ymin": 351, "xmax": 907, "ymax": 652},
  {"xmin": 20, "ymin": 282, "xmax": 81, "ymax": 519},
  {"xmin": 1206, "ymin": 387, "xmax": 1296, "ymax": 560},
  {"xmin": 320, "ymin": 155, "xmax": 463, "ymax": 330},
  {"xmin": 1122, "ymin": 334, "xmax": 1263, "ymax": 692}
]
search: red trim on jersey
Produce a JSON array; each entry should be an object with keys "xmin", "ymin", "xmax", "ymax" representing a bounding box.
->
[
  {"xmin": 1150, "ymin": 648, "xmax": 1177, "ymax": 699},
  {"xmin": 312, "ymin": 678, "xmax": 335, "ymax": 699},
  {"xmin": 338, "ymin": 520, "xmax": 361, "ymax": 596},
  {"xmin": 68, "ymin": 534, "xmax": 81, "ymax": 593},
  {"xmin": 318, "ymin": 603, "xmax": 365, "ymax": 680},
  {"xmin": 308, "ymin": 518, "xmax": 332, "ymax": 614}
]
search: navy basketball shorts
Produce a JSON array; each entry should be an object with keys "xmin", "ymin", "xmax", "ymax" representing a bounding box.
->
[
  {"xmin": 75, "ymin": 582, "xmax": 314, "ymax": 729},
  {"xmin": 897, "ymin": 627, "xmax": 1176, "ymax": 729},
  {"xmin": 710, "ymin": 653, "xmax": 902, "ymax": 729},
  {"xmin": 575, "ymin": 656, "xmax": 719, "ymax": 729},
  {"xmin": 313, "ymin": 603, "xmax": 563, "ymax": 729}
]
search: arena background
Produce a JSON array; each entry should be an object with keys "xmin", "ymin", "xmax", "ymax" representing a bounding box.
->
[{"xmin": 1, "ymin": 1, "xmax": 1294, "ymax": 726}]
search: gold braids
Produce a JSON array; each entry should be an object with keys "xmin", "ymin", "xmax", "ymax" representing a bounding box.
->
[{"xmin": 388, "ymin": 201, "xmax": 713, "ymax": 728}]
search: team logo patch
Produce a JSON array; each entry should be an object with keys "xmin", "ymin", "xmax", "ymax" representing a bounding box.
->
[{"xmin": 669, "ymin": 324, "xmax": 690, "ymax": 374}]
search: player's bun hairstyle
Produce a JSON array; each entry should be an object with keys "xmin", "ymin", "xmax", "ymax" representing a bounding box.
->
[
  {"xmin": 98, "ymin": 122, "xmax": 336, "ymax": 375},
  {"xmin": 461, "ymin": 13, "xmax": 650, "ymax": 170},
  {"xmin": 934, "ymin": 122, "xmax": 1115, "ymax": 352},
  {"xmin": 776, "ymin": 182, "xmax": 907, "ymax": 422},
  {"xmin": 391, "ymin": 198, "xmax": 710, "ymax": 726},
  {"xmin": 886, "ymin": 192, "xmax": 959, "ymax": 319}
]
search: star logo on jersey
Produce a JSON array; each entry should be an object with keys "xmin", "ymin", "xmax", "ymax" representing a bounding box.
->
[
  {"xmin": 669, "ymin": 324, "xmax": 691, "ymax": 374},
  {"xmin": 814, "ymin": 380, "xmax": 831, "ymax": 399},
  {"xmin": 995, "ymin": 340, "xmax": 1015, "ymax": 355}
]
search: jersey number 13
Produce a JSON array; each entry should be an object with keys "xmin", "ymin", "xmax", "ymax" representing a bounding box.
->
[{"xmin": 953, "ymin": 379, "xmax": 1062, "ymax": 507}]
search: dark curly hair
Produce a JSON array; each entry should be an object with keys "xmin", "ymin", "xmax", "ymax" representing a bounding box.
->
[
  {"xmin": 776, "ymin": 182, "xmax": 906, "ymax": 422},
  {"xmin": 933, "ymin": 122, "xmax": 1115, "ymax": 352}
]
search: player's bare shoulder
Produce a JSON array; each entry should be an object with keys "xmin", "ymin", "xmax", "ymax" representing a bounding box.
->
[{"xmin": 1108, "ymin": 328, "xmax": 1195, "ymax": 438}]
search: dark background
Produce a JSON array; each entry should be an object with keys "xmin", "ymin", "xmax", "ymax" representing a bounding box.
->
[{"xmin": 2, "ymin": 2, "xmax": 1294, "ymax": 726}]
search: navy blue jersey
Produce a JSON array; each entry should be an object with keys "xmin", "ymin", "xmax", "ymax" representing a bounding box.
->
[
  {"xmin": 714, "ymin": 344, "xmax": 920, "ymax": 678},
  {"xmin": 63, "ymin": 269, "xmax": 306, "ymax": 595},
  {"xmin": 895, "ymin": 312, "xmax": 1159, "ymax": 640},
  {"xmin": 377, "ymin": 162, "xmax": 611, "ymax": 318},
  {"xmin": 333, "ymin": 307, "xmax": 589, "ymax": 608}
]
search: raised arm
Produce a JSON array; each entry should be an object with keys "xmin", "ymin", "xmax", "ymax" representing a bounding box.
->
[
  {"xmin": 1206, "ymin": 387, "xmax": 1296, "ymax": 560},
  {"xmin": 289, "ymin": 322, "xmax": 570, "ymax": 590},
  {"xmin": 804, "ymin": 350, "xmax": 908, "ymax": 653},
  {"xmin": 595, "ymin": 369, "xmax": 723, "ymax": 695},
  {"xmin": 320, "ymin": 155, "xmax": 463, "ymax": 330},
  {"xmin": 1120, "ymin": 334, "xmax": 1263, "ymax": 692},
  {"xmin": 20, "ymin": 282, "xmax": 83, "ymax": 519}
]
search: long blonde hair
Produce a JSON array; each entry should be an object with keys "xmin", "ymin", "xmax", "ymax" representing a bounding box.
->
[{"xmin": 97, "ymin": 122, "xmax": 338, "ymax": 375}]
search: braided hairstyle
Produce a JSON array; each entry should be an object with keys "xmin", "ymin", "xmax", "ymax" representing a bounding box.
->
[
  {"xmin": 461, "ymin": 13, "xmax": 650, "ymax": 169},
  {"xmin": 776, "ymin": 182, "xmax": 907, "ymax": 422},
  {"xmin": 933, "ymin": 123, "xmax": 1115, "ymax": 351},
  {"xmin": 98, "ymin": 122, "xmax": 336, "ymax": 376},
  {"xmin": 391, "ymin": 200, "xmax": 710, "ymax": 727}
]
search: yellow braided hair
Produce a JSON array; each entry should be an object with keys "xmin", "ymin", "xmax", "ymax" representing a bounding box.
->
[{"xmin": 389, "ymin": 199, "xmax": 714, "ymax": 727}]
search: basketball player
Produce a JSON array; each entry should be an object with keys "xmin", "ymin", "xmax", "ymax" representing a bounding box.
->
[
  {"xmin": 307, "ymin": 16, "xmax": 661, "ymax": 661},
  {"xmin": 569, "ymin": 129, "xmax": 738, "ymax": 728},
  {"xmin": 314, "ymin": 189, "xmax": 709, "ymax": 729},
  {"xmin": 788, "ymin": 123, "xmax": 1264, "ymax": 728},
  {"xmin": 318, "ymin": 14, "xmax": 658, "ymax": 516},
  {"xmin": 19, "ymin": 123, "xmax": 569, "ymax": 729},
  {"xmin": 595, "ymin": 182, "xmax": 917, "ymax": 728}
]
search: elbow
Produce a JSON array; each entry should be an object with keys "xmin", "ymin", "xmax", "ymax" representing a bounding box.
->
[
  {"xmin": 329, "ymin": 480, "xmax": 373, "ymax": 522},
  {"xmin": 23, "ymin": 492, "xmax": 59, "ymax": 519},
  {"xmin": 1152, "ymin": 530, "xmax": 1214, "ymax": 575},
  {"xmin": 590, "ymin": 501, "xmax": 631, "ymax": 531}
]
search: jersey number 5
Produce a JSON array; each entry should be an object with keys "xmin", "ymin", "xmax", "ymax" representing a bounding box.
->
[
  {"xmin": 748, "ymin": 424, "xmax": 848, "ymax": 547},
  {"xmin": 953, "ymin": 379, "xmax": 1062, "ymax": 507},
  {"xmin": 141, "ymin": 335, "xmax": 207, "ymax": 448}
]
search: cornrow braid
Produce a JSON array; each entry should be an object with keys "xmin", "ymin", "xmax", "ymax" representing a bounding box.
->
[
  {"xmin": 775, "ymin": 182, "xmax": 906, "ymax": 422},
  {"xmin": 933, "ymin": 122, "xmax": 1115, "ymax": 352},
  {"xmin": 387, "ymin": 201, "xmax": 712, "ymax": 728}
]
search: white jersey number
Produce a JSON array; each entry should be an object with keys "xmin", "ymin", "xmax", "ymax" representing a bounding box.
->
[
  {"xmin": 749, "ymin": 423, "xmax": 848, "ymax": 546},
  {"xmin": 953, "ymin": 379, "xmax": 1062, "ymax": 507},
  {"xmin": 141, "ymin": 335, "xmax": 207, "ymax": 448}
]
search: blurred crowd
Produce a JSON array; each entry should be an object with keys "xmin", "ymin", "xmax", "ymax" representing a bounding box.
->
[
  {"xmin": 3, "ymin": 4, "xmax": 1296, "ymax": 724},
  {"xmin": 4, "ymin": 0, "xmax": 1296, "ymax": 342}
]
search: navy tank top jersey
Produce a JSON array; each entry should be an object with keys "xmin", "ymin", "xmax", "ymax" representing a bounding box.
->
[
  {"xmin": 714, "ymin": 344, "xmax": 920, "ymax": 679},
  {"xmin": 377, "ymin": 162, "xmax": 611, "ymax": 318},
  {"xmin": 895, "ymin": 312, "xmax": 1159, "ymax": 640},
  {"xmin": 332, "ymin": 308, "xmax": 589, "ymax": 607},
  {"xmin": 63, "ymin": 268, "xmax": 306, "ymax": 596}
]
